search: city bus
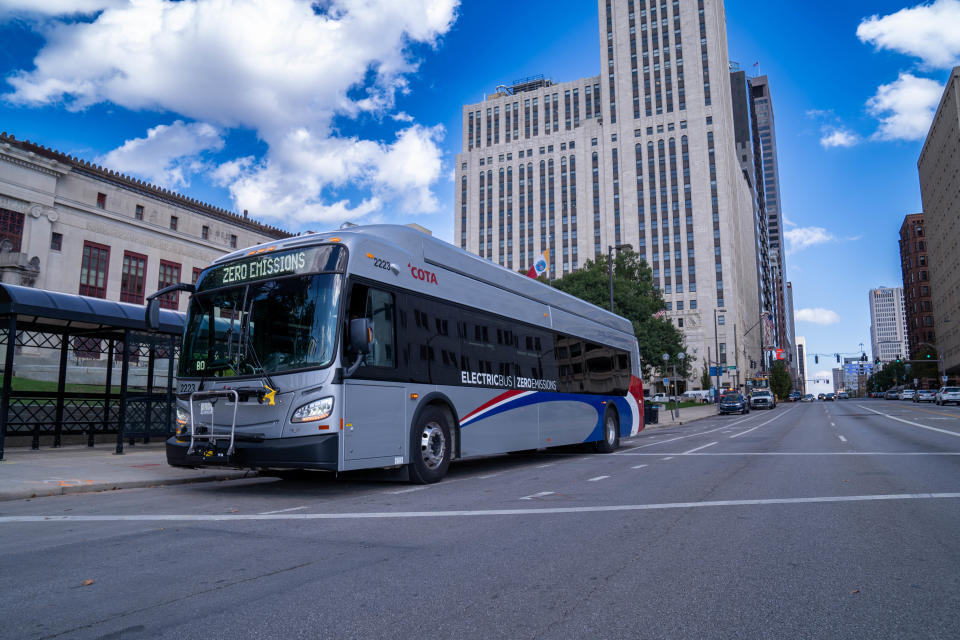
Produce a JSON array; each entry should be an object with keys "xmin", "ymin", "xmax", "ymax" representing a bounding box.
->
[{"xmin": 150, "ymin": 224, "xmax": 645, "ymax": 483}]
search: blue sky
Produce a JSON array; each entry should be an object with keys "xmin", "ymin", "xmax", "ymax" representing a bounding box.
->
[{"xmin": 1, "ymin": 0, "xmax": 958, "ymax": 391}]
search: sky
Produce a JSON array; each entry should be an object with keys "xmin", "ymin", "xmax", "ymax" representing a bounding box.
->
[{"xmin": 1, "ymin": 0, "xmax": 958, "ymax": 393}]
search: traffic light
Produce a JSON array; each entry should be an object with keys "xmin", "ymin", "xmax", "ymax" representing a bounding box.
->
[
  {"xmin": 925, "ymin": 353, "xmax": 932, "ymax": 359},
  {"xmin": 815, "ymin": 355, "xmax": 819, "ymax": 364},
  {"xmin": 836, "ymin": 354, "xmax": 840, "ymax": 363}
]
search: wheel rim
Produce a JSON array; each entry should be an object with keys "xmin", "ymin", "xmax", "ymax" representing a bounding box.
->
[
  {"xmin": 605, "ymin": 414, "xmax": 616, "ymax": 445},
  {"xmin": 420, "ymin": 421, "xmax": 446, "ymax": 470}
]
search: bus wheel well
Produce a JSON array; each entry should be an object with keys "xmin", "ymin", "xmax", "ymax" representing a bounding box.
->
[
  {"xmin": 594, "ymin": 403, "xmax": 620, "ymax": 453},
  {"xmin": 421, "ymin": 396, "xmax": 460, "ymax": 460}
]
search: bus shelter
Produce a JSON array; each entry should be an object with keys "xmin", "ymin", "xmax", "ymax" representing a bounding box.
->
[{"xmin": 0, "ymin": 283, "xmax": 184, "ymax": 460}]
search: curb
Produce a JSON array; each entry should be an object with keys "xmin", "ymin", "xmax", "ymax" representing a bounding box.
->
[{"xmin": 0, "ymin": 471, "xmax": 254, "ymax": 502}]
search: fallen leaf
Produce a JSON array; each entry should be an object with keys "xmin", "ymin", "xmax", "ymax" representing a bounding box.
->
[
  {"xmin": 851, "ymin": 589, "xmax": 860, "ymax": 594},
  {"xmin": 82, "ymin": 579, "xmax": 94, "ymax": 587},
  {"xmin": 231, "ymin": 509, "xmax": 238, "ymax": 513}
]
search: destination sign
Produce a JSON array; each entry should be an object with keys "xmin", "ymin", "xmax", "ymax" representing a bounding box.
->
[{"xmin": 196, "ymin": 245, "xmax": 346, "ymax": 291}]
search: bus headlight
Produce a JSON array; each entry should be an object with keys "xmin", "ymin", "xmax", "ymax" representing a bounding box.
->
[
  {"xmin": 291, "ymin": 396, "xmax": 334, "ymax": 423},
  {"xmin": 175, "ymin": 407, "xmax": 190, "ymax": 436}
]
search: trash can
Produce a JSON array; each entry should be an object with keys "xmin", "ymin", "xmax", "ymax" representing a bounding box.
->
[{"xmin": 644, "ymin": 403, "xmax": 659, "ymax": 425}]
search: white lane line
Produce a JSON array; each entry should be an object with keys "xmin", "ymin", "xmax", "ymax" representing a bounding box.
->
[
  {"xmin": 858, "ymin": 404, "xmax": 960, "ymax": 438},
  {"xmin": 617, "ymin": 415, "xmax": 760, "ymax": 452},
  {"xmin": 613, "ymin": 451, "xmax": 960, "ymax": 456},
  {"xmin": 535, "ymin": 463, "xmax": 554, "ymax": 468},
  {"xmin": 8, "ymin": 493, "xmax": 960, "ymax": 523},
  {"xmin": 386, "ymin": 486, "xmax": 429, "ymax": 495},
  {"xmin": 729, "ymin": 409, "xmax": 792, "ymax": 439},
  {"xmin": 631, "ymin": 464, "xmax": 649, "ymax": 469},
  {"xmin": 478, "ymin": 474, "xmax": 500, "ymax": 479},
  {"xmin": 661, "ymin": 456, "xmax": 674, "ymax": 461},
  {"xmin": 588, "ymin": 475, "xmax": 610, "ymax": 482},
  {"xmin": 831, "ymin": 422, "xmax": 836, "ymax": 427},
  {"xmin": 257, "ymin": 506, "xmax": 308, "ymax": 515},
  {"xmin": 520, "ymin": 491, "xmax": 555, "ymax": 500},
  {"xmin": 682, "ymin": 441, "xmax": 718, "ymax": 455},
  {"xmin": 838, "ymin": 435, "xmax": 848, "ymax": 443}
]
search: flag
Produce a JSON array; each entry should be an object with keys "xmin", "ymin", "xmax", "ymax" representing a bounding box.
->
[
  {"xmin": 653, "ymin": 309, "xmax": 666, "ymax": 319},
  {"xmin": 526, "ymin": 249, "xmax": 550, "ymax": 279}
]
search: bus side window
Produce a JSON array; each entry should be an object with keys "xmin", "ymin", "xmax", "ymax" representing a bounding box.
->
[{"xmin": 365, "ymin": 288, "xmax": 395, "ymax": 368}]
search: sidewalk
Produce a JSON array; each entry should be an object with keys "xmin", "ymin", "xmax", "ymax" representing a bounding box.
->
[
  {"xmin": 0, "ymin": 443, "xmax": 250, "ymax": 502},
  {"xmin": 646, "ymin": 402, "xmax": 718, "ymax": 428}
]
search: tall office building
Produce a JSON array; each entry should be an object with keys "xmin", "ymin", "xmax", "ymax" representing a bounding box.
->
[
  {"xmin": 795, "ymin": 335, "xmax": 806, "ymax": 395},
  {"xmin": 455, "ymin": 0, "xmax": 761, "ymax": 390},
  {"xmin": 898, "ymin": 213, "xmax": 934, "ymax": 358},
  {"xmin": 918, "ymin": 66, "xmax": 960, "ymax": 375},
  {"xmin": 869, "ymin": 286, "xmax": 908, "ymax": 362}
]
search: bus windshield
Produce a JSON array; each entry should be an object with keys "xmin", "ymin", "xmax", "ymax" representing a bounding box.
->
[{"xmin": 179, "ymin": 273, "xmax": 342, "ymax": 378}]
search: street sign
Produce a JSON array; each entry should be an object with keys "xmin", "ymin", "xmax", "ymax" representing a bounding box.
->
[
  {"xmin": 727, "ymin": 366, "xmax": 737, "ymax": 372},
  {"xmin": 914, "ymin": 378, "xmax": 919, "ymax": 386},
  {"xmin": 943, "ymin": 376, "xmax": 949, "ymax": 383},
  {"xmin": 710, "ymin": 366, "xmax": 720, "ymax": 376},
  {"xmin": 663, "ymin": 378, "xmax": 669, "ymax": 384}
]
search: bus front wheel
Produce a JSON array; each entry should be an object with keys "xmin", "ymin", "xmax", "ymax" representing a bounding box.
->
[
  {"xmin": 409, "ymin": 406, "xmax": 452, "ymax": 484},
  {"xmin": 594, "ymin": 407, "xmax": 620, "ymax": 453}
]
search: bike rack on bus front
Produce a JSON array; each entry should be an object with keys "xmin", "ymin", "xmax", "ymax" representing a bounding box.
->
[{"xmin": 187, "ymin": 389, "xmax": 240, "ymax": 458}]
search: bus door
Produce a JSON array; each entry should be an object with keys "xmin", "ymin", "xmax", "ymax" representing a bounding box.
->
[{"xmin": 343, "ymin": 284, "xmax": 405, "ymax": 462}]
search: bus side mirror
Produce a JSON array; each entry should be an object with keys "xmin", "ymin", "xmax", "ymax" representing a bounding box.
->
[
  {"xmin": 350, "ymin": 318, "xmax": 372, "ymax": 355},
  {"xmin": 145, "ymin": 299, "xmax": 161, "ymax": 331}
]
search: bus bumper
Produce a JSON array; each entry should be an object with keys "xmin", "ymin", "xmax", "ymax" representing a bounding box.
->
[{"xmin": 166, "ymin": 434, "xmax": 339, "ymax": 471}]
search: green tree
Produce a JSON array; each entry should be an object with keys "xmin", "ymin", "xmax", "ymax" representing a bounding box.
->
[
  {"xmin": 551, "ymin": 250, "xmax": 688, "ymax": 379},
  {"xmin": 769, "ymin": 359, "xmax": 792, "ymax": 400},
  {"xmin": 700, "ymin": 361, "xmax": 712, "ymax": 390}
]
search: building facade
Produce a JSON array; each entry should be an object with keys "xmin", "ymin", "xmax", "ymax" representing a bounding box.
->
[
  {"xmin": 898, "ymin": 213, "xmax": 935, "ymax": 359},
  {"xmin": 455, "ymin": 0, "xmax": 762, "ymax": 390},
  {"xmin": 0, "ymin": 133, "xmax": 288, "ymax": 313},
  {"xmin": 918, "ymin": 66, "xmax": 960, "ymax": 375},
  {"xmin": 869, "ymin": 286, "xmax": 908, "ymax": 363},
  {"xmin": 795, "ymin": 334, "xmax": 806, "ymax": 395}
]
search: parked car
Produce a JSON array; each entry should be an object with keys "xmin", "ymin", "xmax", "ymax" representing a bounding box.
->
[
  {"xmin": 899, "ymin": 389, "xmax": 916, "ymax": 401},
  {"xmin": 801, "ymin": 394, "xmax": 815, "ymax": 402},
  {"xmin": 914, "ymin": 389, "xmax": 936, "ymax": 403},
  {"xmin": 750, "ymin": 389, "xmax": 776, "ymax": 410},
  {"xmin": 788, "ymin": 391, "xmax": 802, "ymax": 402},
  {"xmin": 719, "ymin": 392, "xmax": 750, "ymax": 415},
  {"xmin": 884, "ymin": 390, "xmax": 899, "ymax": 400},
  {"xmin": 837, "ymin": 392, "xmax": 849, "ymax": 400},
  {"xmin": 681, "ymin": 390, "xmax": 713, "ymax": 402},
  {"xmin": 936, "ymin": 387, "xmax": 960, "ymax": 406}
]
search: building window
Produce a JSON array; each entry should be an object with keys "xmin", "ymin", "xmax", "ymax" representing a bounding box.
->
[
  {"xmin": 120, "ymin": 251, "xmax": 147, "ymax": 304},
  {"xmin": 50, "ymin": 232, "xmax": 62, "ymax": 251},
  {"xmin": 96, "ymin": 192, "xmax": 106, "ymax": 209},
  {"xmin": 158, "ymin": 260, "xmax": 182, "ymax": 310},
  {"xmin": 192, "ymin": 267, "xmax": 203, "ymax": 284},
  {"xmin": 135, "ymin": 204, "xmax": 144, "ymax": 220},
  {"xmin": 79, "ymin": 241, "xmax": 110, "ymax": 298},
  {"xmin": 202, "ymin": 225, "xmax": 209, "ymax": 240},
  {"xmin": 0, "ymin": 208, "xmax": 25, "ymax": 252},
  {"xmin": 230, "ymin": 234, "xmax": 238, "ymax": 249},
  {"xmin": 170, "ymin": 216, "xmax": 178, "ymax": 231}
]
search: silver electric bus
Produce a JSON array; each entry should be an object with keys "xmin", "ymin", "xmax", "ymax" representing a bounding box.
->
[{"xmin": 152, "ymin": 224, "xmax": 645, "ymax": 483}]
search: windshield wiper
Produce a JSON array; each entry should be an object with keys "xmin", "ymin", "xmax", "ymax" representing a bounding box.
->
[{"xmin": 238, "ymin": 290, "xmax": 279, "ymax": 397}]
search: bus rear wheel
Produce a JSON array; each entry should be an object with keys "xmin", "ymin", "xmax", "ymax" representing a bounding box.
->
[
  {"xmin": 409, "ymin": 406, "xmax": 452, "ymax": 484},
  {"xmin": 594, "ymin": 407, "xmax": 620, "ymax": 453}
]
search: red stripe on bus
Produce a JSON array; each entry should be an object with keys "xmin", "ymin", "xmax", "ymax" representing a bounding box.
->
[{"xmin": 460, "ymin": 389, "xmax": 527, "ymax": 423}]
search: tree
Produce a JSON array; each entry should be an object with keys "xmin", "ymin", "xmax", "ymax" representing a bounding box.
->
[
  {"xmin": 700, "ymin": 361, "xmax": 712, "ymax": 390},
  {"xmin": 769, "ymin": 359, "xmax": 792, "ymax": 400},
  {"xmin": 551, "ymin": 250, "xmax": 689, "ymax": 379}
]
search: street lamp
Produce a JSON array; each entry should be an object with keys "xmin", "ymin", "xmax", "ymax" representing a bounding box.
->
[
  {"xmin": 607, "ymin": 244, "xmax": 633, "ymax": 312},
  {"xmin": 662, "ymin": 352, "xmax": 685, "ymax": 419},
  {"xmin": 713, "ymin": 308, "xmax": 727, "ymax": 403}
]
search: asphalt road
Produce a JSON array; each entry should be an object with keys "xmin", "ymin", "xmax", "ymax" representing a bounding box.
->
[{"xmin": 1, "ymin": 398, "xmax": 959, "ymax": 639}]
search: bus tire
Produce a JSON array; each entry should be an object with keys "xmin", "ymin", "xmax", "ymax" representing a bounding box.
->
[
  {"xmin": 594, "ymin": 407, "xmax": 620, "ymax": 453},
  {"xmin": 409, "ymin": 406, "xmax": 452, "ymax": 484}
]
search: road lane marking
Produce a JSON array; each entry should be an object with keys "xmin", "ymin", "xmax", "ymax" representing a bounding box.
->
[
  {"xmin": 838, "ymin": 435, "xmax": 848, "ymax": 443},
  {"xmin": 618, "ymin": 415, "xmax": 758, "ymax": 451},
  {"xmin": 258, "ymin": 506, "xmax": 307, "ymax": 515},
  {"xmin": 729, "ymin": 409, "xmax": 793, "ymax": 439},
  {"xmin": 520, "ymin": 491, "xmax": 555, "ymax": 500},
  {"xmin": 682, "ymin": 441, "xmax": 717, "ymax": 454},
  {"xmin": 7, "ymin": 493, "xmax": 960, "ymax": 523},
  {"xmin": 661, "ymin": 456, "xmax": 674, "ymax": 460},
  {"xmin": 588, "ymin": 475, "xmax": 610, "ymax": 482},
  {"xmin": 857, "ymin": 404, "xmax": 960, "ymax": 438},
  {"xmin": 386, "ymin": 486, "xmax": 429, "ymax": 494},
  {"xmin": 831, "ymin": 422, "xmax": 836, "ymax": 427},
  {"xmin": 631, "ymin": 464, "xmax": 649, "ymax": 469},
  {"xmin": 905, "ymin": 406, "xmax": 960, "ymax": 419},
  {"xmin": 535, "ymin": 464, "xmax": 554, "ymax": 468},
  {"xmin": 613, "ymin": 451, "xmax": 960, "ymax": 456}
]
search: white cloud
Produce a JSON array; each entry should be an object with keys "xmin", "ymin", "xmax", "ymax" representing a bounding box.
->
[
  {"xmin": 819, "ymin": 127, "xmax": 860, "ymax": 148},
  {"xmin": 784, "ymin": 226, "xmax": 836, "ymax": 254},
  {"xmin": 4, "ymin": 0, "xmax": 459, "ymax": 227},
  {"xmin": 795, "ymin": 308, "xmax": 841, "ymax": 325},
  {"xmin": 0, "ymin": 0, "xmax": 123, "ymax": 15},
  {"xmin": 866, "ymin": 73, "xmax": 943, "ymax": 141},
  {"xmin": 857, "ymin": 0, "xmax": 960, "ymax": 69},
  {"xmin": 100, "ymin": 120, "xmax": 223, "ymax": 188}
]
